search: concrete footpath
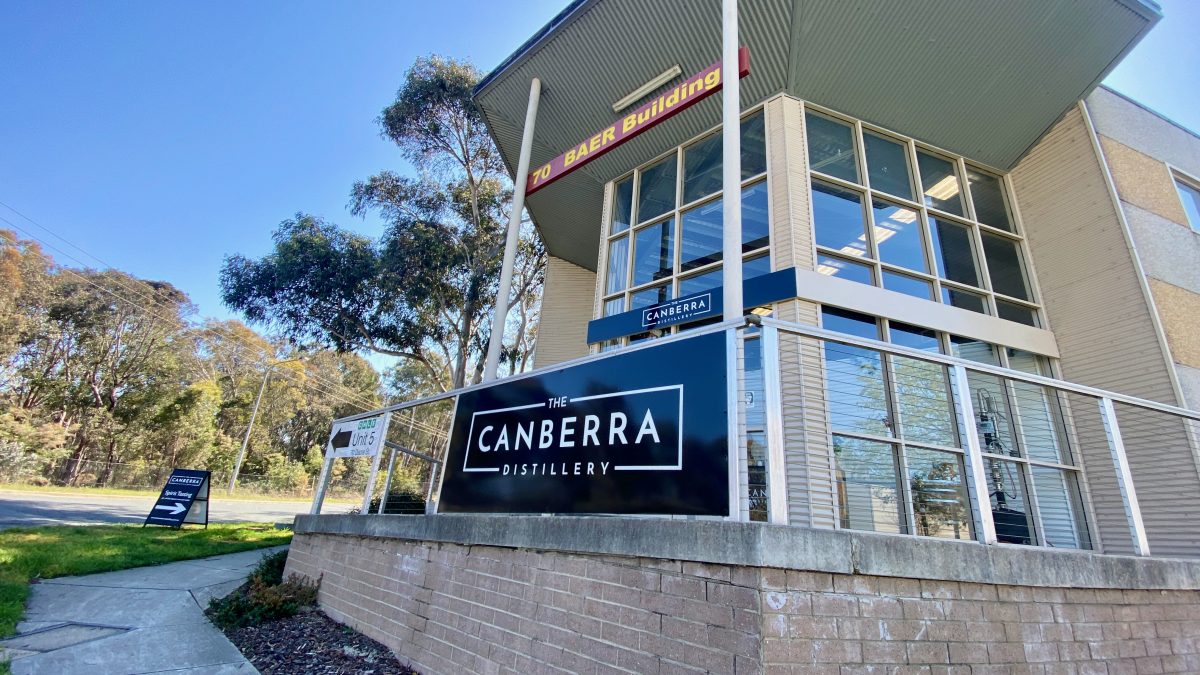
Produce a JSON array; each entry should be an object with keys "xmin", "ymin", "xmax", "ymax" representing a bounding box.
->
[{"xmin": 0, "ymin": 545, "xmax": 288, "ymax": 675}]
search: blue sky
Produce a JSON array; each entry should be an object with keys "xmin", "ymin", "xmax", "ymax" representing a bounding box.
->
[{"xmin": 1, "ymin": 0, "xmax": 1197, "ymax": 327}]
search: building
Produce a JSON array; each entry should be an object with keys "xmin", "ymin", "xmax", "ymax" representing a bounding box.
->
[{"xmin": 287, "ymin": 1, "xmax": 1200, "ymax": 672}]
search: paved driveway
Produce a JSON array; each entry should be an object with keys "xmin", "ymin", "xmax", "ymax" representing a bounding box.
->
[{"xmin": 0, "ymin": 489, "xmax": 352, "ymax": 529}]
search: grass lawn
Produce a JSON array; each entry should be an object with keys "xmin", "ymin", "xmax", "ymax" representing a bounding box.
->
[{"xmin": 0, "ymin": 523, "xmax": 292, "ymax": 641}]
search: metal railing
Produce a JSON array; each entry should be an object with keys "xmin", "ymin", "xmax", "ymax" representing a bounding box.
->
[{"xmin": 318, "ymin": 317, "xmax": 1200, "ymax": 560}]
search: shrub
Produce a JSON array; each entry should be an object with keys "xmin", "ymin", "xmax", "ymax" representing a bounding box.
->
[{"xmin": 206, "ymin": 550, "xmax": 319, "ymax": 630}]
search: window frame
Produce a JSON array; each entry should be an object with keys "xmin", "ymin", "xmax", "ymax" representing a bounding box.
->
[
  {"xmin": 1171, "ymin": 167, "xmax": 1200, "ymax": 234},
  {"xmin": 803, "ymin": 102, "xmax": 1043, "ymax": 326},
  {"xmin": 818, "ymin": 307, "xmax": 1093, "ymax": 549},
  {"xmin": 598, "ymin": 106, "xmax": 772, "ymax": 349}
]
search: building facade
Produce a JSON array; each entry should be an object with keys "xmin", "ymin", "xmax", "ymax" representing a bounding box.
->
[{"xmin": 288, "ymin": 1, "xmax": 1200, "ymax": 672}]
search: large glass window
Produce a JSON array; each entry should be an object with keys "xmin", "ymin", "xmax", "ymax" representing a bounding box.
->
[
  {"xmin": 820, "ymin": 309, "xmax": 1089, "ymax": 549},
  {"xmin": 600, "ymin": 109, "xmax": 770, "ymax": 346},
  {"xmin": 806, "ymin": 112, "xmax": 858, "ymax": 182},
  {"xmin": 805, "ymin": 105, "xmax": 1040, "ymax": 324}
]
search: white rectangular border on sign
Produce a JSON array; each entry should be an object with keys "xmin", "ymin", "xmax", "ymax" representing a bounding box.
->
[{"xmin": 460, "ymin": 385, "xmax": 685, "ymax": 473}]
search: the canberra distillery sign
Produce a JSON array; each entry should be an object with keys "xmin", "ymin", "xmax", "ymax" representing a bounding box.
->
[
  {"xmin": 525, "ymin": 47, "xmax": 750, "ymax": 195},
  {"xmin": 438, "ymin": 331, "xmax": 729, "ymax": 515}
]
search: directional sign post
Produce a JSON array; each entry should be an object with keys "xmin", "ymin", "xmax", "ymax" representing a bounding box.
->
[
  {"xmin": 144, "ymin": 468, "xmax": 210, "ymax": 528},
  {"xmin": 310, "ymin": 413, "xmax": 392, "ymax": 515}
]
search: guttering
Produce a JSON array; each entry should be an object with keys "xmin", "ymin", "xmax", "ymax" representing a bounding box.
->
[{"xmin": 473, "ymin": 0, "xmax": 594, "ymax": 98}]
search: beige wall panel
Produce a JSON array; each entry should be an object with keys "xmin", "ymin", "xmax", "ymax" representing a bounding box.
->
[
  {"xmin": 1012, "ymin": 107, "xmax": 1177, "ymax": 403},
  {"xmin": 533, "ymin": 256, "xmax": 596, "ymax": 369},
  {"xmin": 1098, "ymin": 135, "xmax": 1190, "ymax": 227},
  {"xmin": 767, "ymin": 96, "xmax": 835, "ymax": 528},
  {"xmin": 1011, "ymin": 106, "xmax": 1200, "ymax": 557},
  {"xmin": 1148, "ymin": 278, "xmax": 1200, "ymax": 370},
  {"xmin": 1086, "ymin": 87, "xmax": 1200, "ymax": 181},
  {"xmin": 1123, "ymin": 202, "xmax": 1200, "ymax": 295}
]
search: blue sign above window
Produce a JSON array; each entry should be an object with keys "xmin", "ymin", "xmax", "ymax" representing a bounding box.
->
[{"xmin": 587, "ymin": 267, "xmax": 797, "ymax": 344}]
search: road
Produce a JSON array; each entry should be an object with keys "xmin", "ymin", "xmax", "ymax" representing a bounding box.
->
[{"xmin": 0, "ymin": 489, "xmax": 354, "ymax": 529}]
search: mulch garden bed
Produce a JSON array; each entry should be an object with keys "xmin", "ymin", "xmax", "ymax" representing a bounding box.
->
[{"xmin": 225, "ymin": 608, "xmax": 419, "ymax": 675}]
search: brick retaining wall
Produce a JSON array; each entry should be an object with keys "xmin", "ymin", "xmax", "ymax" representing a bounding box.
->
[{"xmin": 285, "ymin": 530, "xmax": 1200, "ymax": 674}]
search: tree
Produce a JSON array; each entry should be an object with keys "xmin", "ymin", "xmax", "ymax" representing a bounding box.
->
[{"xmin": 221, "ymin": 56, "xmax": 545, "ymax": 393}]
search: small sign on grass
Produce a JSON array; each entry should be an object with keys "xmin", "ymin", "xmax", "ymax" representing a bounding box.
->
[{"xmin": 144, "ymin": 469, "xmax": 210, "ymax": 528}]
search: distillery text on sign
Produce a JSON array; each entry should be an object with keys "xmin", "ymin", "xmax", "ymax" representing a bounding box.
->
[
  {"xmin": 525, "ymin": 47, "xmax": 750, "ymax": 195},
  {"xmin": 439, "ymin": 331, "xmax": 729, "ymax": 515}
]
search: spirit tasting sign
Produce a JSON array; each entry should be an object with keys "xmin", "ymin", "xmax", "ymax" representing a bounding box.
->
[{"xmin": 438, "ymin": 332, "xmax": 729, "ymax": 515}]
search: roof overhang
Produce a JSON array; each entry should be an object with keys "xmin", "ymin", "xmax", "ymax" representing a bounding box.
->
[{"xmin": 474, "ymin": 0, "xmax": 1162, "ymax": 271}]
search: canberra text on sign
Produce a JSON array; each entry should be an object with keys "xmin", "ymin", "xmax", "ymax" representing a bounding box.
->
[
  {"xmin": 525, "ymin": 47, "xmax": 750, "ymax": 195},
  {"xmin": 439, "ymin": 331, "xmax": 729, "ymax": 515}
]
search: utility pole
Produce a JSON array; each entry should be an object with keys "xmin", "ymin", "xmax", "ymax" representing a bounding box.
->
[{"xmin": 227, "ymin": 358, "xmax": 300, "ymax": 495}]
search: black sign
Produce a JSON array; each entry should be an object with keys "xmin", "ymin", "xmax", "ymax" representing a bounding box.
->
[
  {"xmin": 144, "ymin": 469, "xmax": 210, "ymax": 528},
  {"xmin": 586, "ymin": 267, "xmax": 798, "ymax": 343},
  {"xmin": 439, "ymin": 331, "xmax": 729, "ymax": 515}
]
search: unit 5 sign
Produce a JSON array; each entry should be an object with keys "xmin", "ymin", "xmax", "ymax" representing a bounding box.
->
[{"xmin": 328, "ymin": 416, "xmax": 386, "ymax": 458}]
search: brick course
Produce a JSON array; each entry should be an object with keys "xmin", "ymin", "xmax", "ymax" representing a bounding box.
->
[{"xmin": 285, "ymin": 533, "xmax": 1200, "ymax": 674}]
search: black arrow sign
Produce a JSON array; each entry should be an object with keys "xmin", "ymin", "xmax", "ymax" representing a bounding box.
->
[
  {"xmin": 144, "ymin": 469, "xmax": 210, "ymax": 529},
  {"xmin": 331, "ymin": 429, "xmax": 353, "ymax": 450}
]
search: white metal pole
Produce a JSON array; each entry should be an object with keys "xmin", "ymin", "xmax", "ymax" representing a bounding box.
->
[
  {"xmin": 360, "ymin": 412, "xmax": 393, "ymax": 515},
  {"xmin": 721, "ymin": 0, "xmax": 743, "ymax": 320},
  {"xmin": 484, "ymin": 77, "xmax": 542, "ymax": 382},
  {"xmin": 1098, "ymin": 397, "xmax": 1151, "ymax": 556},
  {"xmin": 310, "ymin": 445, "xmax": 333, "ymax": 515},
  {"xmin": 228, "ymin": 365, "xmax": 273, "ymax": 495},
  {"xmin": 953, "ymin": 365, "xmax": 998, "ymax": 545}
]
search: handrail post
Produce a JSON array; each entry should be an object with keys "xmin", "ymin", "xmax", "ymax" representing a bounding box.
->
[
  {"xmin": 953, "ymin": 365, "xmax": 998, "ymax": 545},
  {"xmin": 378, "ymin": 445, "xmax": 400, "ymax": 514},
  {"xmin": 760, "ymin": 325, "xmax": 789, "ymax": 524},
  {"xmin": 360, "ymin": 412, "xmax": 393, "ymax": 515},
  {"xmin": 726, "ymin": 327, "xmax": 742, "ymax": 520},
  {"xmin": 1098, "ymin": 397, "xmax": 1151, "ymax": 556}
]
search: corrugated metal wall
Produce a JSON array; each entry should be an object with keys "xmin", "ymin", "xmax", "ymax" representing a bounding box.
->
[
  {"xmin": 532, "ymin": 257, "xmax": 597, "ymax": 369},
  {"xmin": 1011, "ymin": 106, "xmax": 1200, "ymax": 558}
]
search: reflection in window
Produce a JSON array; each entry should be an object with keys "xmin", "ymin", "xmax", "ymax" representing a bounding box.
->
[
  {"xmin": 630, "ymin": 283, "xmax": 671, "ymax": 309},
  {"xmin": 1177, "ymin": 178, "xmax": 1200, "ymax": 232},
  {"xmin": 806, "ymin": 113, "xmax": 858, "ymax": 182},
  {"xmin": 889, "ymin": 324, "xmax": 954, "ymax": 448},
  {"xmin": 1031, "ymin": 466, "xmax": 1090, "ymax": 549},
  {"xmin": 679, "ymin": 268, "xmax": 721, "ymax": 296},
  {"xmin": 813, "ymin": 181, "xmax": 867, "ymax": 256},
  {"xmin": 603, "ymin": 297, "xmax": 624, "ymax": 317},
  {"xmin": 834, "ymin": 436, "xmax": 902, "ymax": 534},
  {"xmin": 917, "ymin": 150, "xmax": 964, "ymax": 216},
  {"xmin": 823, "ymin": 309, "xmax": 889, "ymax": 437},
  {"xmin": 817, "ymin": 254, "xmax": 873, "ymax": 285},
  {"xmin": 683, "ymin": 133, "xmax": 721, "ymax": 205},
  {"xmin": 882, "ymin": 270, "xmax": 932, "ymax": 300},
  {"xmin": 612, "ymin": 178, "xmax": 633, "ymax": 233},
  {"xmin": 988, "ymin": 459, "xmax": 1035, "ymax": 545},
  {"xmin": 929, "ymin": 218, "xmax": 980, "ymax": 287},
  {"xmin": 906, "ymin": 448, "xmax": 971, "ymax": 540},
  {"xmin": 742, "ymin": 181, "xmax": 771, "ymax": 251},
  {"xmin": 996, "ymin": 300, "xmax": 1038, "ymax": 327},
  {"xmin": 873, "ymin": 200, "xmax": 926, "ymax": 272},
  {"xmin": 682, "ymin": 114, "xmax": 769, "ymax": 204},
  {"xmin": 942, "ymin": 286, "xmax": 988, "ymax": 315},
  {"xmin": 864, "ymin": 132, "xmax": 913, "ymax": 201},
  {"xmin": 638, "ymin": 157, "xmax": 676, "ymax": 224},
  {"xmin": 606, "ymin": 236, "xmax": 628, "ymax": 294},
  {"xmin": 967, "ymin": 167, "xmax": 1011, "ymax": 232},
  {"xmin": 679, "ymin": 182, "xmax": 770, "ymax": 272},
  {"xmin": 680, "ymin": 199, "xmax": 723, "ymax": 272},
  {"xmin": 632, "ymin": 219, "xmax": 674, "ymax": 286},
  {"xmin": 745, "ymin": 254, "xmax": 772, "ymax": 279},
  {"xmin": 981, "ymin": 232, "xmax": 1031, "ymax": 301}
]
